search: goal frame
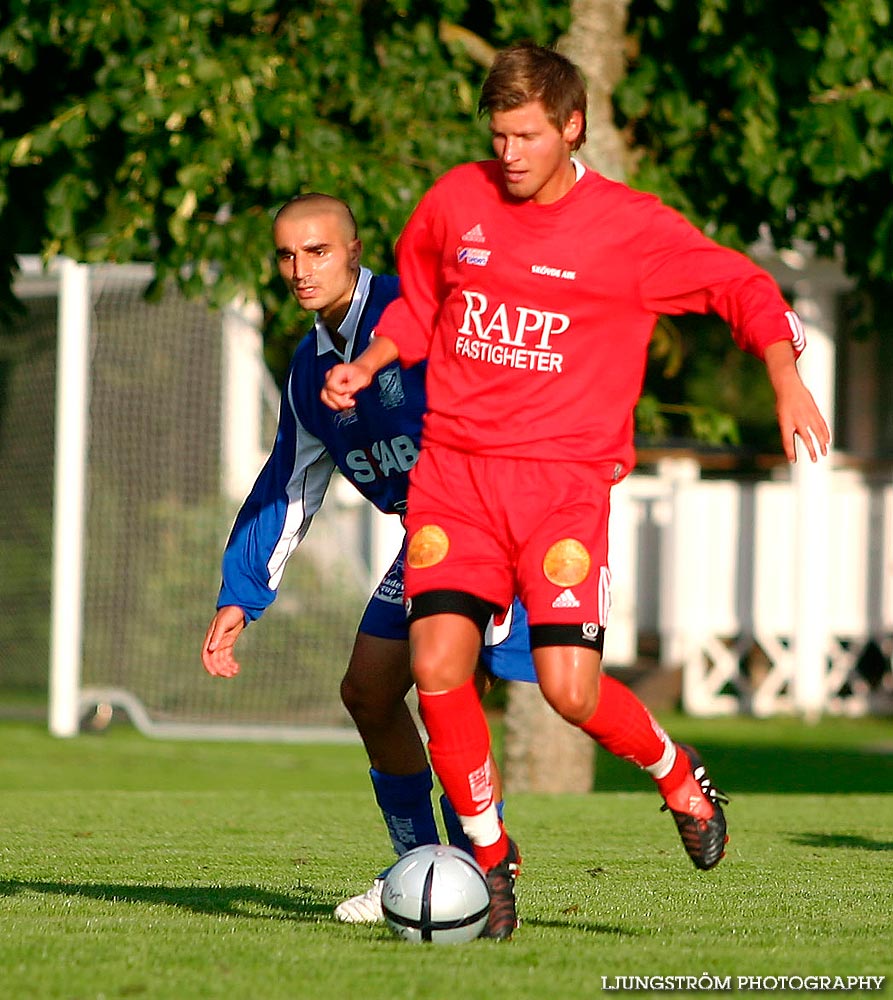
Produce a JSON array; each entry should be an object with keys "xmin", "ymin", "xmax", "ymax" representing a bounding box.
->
[{"xmin": 40, "ymin": 255, "xmax": 387, "ymax": 741}]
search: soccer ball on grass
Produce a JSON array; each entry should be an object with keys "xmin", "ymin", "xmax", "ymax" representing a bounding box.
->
[{"xmin": 381, "ymin": 844, "xmax": 490, "ymax": 944}]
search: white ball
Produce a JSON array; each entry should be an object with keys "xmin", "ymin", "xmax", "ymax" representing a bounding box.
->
[{"xmin": 381, "ymin": 844, "xmax": 490, "ymax": 944}]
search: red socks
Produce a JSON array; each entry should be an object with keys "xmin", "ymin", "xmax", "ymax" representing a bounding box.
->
[
  {"xmin": 417, "ymin": 679, "xmax": 509, "ymax": 868},
  {"xmin": 579, "ymin": 674, "xmax": 672, "ymax": 769},
  {"xmin": 417, "ymin": 679, "xmax": 494, "ymax": 817},
  {"xmin": 579, "ymin": 675, "xmax": 711, "ymax": 815},
  {"xmin": 417, "ymin": 672, "xmax": 708, "ymax": 864}
]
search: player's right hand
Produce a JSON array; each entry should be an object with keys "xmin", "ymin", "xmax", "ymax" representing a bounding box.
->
[
  {"xmin": 321, "ymin": 362, "xmax": 372, "ymax": 411},
  {"xmin": 201, "ymin": 605, "xmax": 246, "ymax": 678}
]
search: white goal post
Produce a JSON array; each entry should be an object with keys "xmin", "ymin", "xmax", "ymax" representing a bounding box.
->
[{"xmin": 49, "ymin": 258, "xmax": 90, "ymax": 736}]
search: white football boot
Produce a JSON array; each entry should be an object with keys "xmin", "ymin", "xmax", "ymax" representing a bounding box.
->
[{"xmin": 333, "ymin": 878, "xmax": 384, "ymax": 923}]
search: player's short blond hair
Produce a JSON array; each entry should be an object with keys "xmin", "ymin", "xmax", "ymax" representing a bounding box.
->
[{"xmin": 478, "ymin": 43, "xmax": 588, "ymax": 152}]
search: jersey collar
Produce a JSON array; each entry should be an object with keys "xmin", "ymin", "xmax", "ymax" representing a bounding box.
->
[{"xmin": 314, "ymin": 266, "xmax": 373, "ymax": 359}]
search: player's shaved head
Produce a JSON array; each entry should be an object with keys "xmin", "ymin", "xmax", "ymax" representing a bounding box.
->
[
  {"xmin": 274, "ymin": 193, "xmax": 358, "ymax": 242},
  {"xmin": 273, "ymin": 192, "xmax": 362, "ymax": 330}
]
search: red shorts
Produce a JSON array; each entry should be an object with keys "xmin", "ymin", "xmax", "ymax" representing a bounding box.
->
[{"xmin": 403, "ymin": 446, "xmax": 614, "ymax": 628}]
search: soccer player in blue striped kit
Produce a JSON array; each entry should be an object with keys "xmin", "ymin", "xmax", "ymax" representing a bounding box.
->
[{"xmin": 201, "ymin": 193, "xmax": 728, "ymax": 925}]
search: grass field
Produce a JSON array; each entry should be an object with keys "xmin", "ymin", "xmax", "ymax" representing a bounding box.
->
[{"xmin": 2, "ymin": 713, "xmax": 892, "ymax": 999}]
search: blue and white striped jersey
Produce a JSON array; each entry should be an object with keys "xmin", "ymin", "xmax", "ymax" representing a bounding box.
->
[{"xmin": 217, "ymin": 268, "xmax": 426, "ymax": 621}]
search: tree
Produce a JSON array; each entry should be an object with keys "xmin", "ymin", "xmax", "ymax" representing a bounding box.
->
[
  {"xmin": 4, "ymin": 0, "xmax": 890, "ymax": 357},
  {"xmin": 502, "ymin": 0, "xmax": 633, "ymax": 796},
  {"xmin": 615, "ymin": 0, "xmax": 893, "ymax": 325}
]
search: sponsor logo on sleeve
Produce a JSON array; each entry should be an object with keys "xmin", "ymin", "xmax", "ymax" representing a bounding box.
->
[
  {"xmin": 334, "ymin": 408, "xmax": 358, "ymax": 427},
  {"xmin": 377, "ymin": 367, "xmax": 405, "ymax": 408}
]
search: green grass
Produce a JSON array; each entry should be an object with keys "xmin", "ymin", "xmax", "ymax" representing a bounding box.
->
[{"xmin": 2, "ymin": 715, "xmax": 892, "ymax": 999}]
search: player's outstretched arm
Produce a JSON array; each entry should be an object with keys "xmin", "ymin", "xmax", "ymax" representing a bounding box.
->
[
  {"xmin": 763, "ymin": 340, "xmax": 831, "ymax": 464},
  {"xmin": 201, "ymin": 605, "xmax": 247, "ymax": 678},
  {"xmin": 321, "ymin": 334, "xmax": 400, "ymax": 411}
]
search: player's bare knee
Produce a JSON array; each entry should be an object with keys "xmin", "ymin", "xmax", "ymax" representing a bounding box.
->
[
  {"xmin": 541, "ymin": 684, "xmax": 598, "ymax": 726},
  {"xmin": 408, "ymin": 589, "xmax": 496, "ymax": 691},
  {"xmin": 530, "ymin": 624, "xmax": 604, "ymax": 724},
  {"xmin": 339, "ymin": 672, "xmax": 367, "ymax": 721},
  {"xmin": 340, "ymin": 672, "xmax": 392, "ymax": 723},
  {"xmin": 410, "ymin": 652, "xmax": 470, "ymax": 693}
]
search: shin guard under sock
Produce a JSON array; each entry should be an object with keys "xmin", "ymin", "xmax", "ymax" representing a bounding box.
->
[
  {"xmin": 369, "ymin": 766, "xmax": 440, "ymax": 857},
  {"xmin": 417, "ymin": 679, "xmax": 494, "ymax": 817},
  {"xmin": 578, "ymin": 674, "xmax": 675, "ymax": 777}
]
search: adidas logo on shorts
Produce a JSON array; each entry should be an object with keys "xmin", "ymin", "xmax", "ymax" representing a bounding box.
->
[{"xmin": 551, "ymin": 588, "xmax": 581, "ymax": 609}]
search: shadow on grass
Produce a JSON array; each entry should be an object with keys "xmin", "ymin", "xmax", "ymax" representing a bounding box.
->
[
  {"xmin": 0, "ymin": 879, "xmax": 643, "ymax": 940},
  {"xmin": 523, "ymin": 916, "xmax": 640, "ymax": 937},
  {"xmin": 594, "ymin": 743, "xmax": 893, "ymax": 795},
  {"xmin": 789, "ymin": 832, "xmax": 893, "ymax": 852},
  {"xmin": 0, "ymin": 879, "xmax": 335, "ymax": 921}
]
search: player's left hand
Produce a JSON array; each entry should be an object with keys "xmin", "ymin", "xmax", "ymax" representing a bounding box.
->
[
  {"xmin": 763, "ymin": 340, "xmax": 831, "ymax": 463},
  {"xmin": 774, "ymin": 375, "xmax": 831, "ymax": 463}
]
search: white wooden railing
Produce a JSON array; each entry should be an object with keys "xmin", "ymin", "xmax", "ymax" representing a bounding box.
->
[{"xmin": 620, "ymin": 460, "xmax": 892, "ymax": 716}]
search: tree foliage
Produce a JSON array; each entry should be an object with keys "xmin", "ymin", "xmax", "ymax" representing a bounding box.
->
[
  {"xmin": 0, "ymin": 0, "xmax": 569, "ymax": 357},
  {"xmin": 612, "ymin": 0, "xmax": 893, "ymax": 449},
  {"xmin": 616, "ymin": 0, "xmax": 893, "ymax": 292},
  {"xmin": 2, "ymin": 0, "xmax": 891, "ymax": 442}
]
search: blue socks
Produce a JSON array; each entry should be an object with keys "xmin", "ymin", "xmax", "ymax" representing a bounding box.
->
[
  {"xmin": 369, "ymin": 766, "xmax": 505, "ymax": 860},
  {"xmin": 369, "ymin": 767, "xmax": 440, "ymax": 857}
]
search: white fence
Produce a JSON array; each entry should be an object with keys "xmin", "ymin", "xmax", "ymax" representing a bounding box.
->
[{"xmin": 599, "ymin": 460, "xmax": 893, "ymax": 716}]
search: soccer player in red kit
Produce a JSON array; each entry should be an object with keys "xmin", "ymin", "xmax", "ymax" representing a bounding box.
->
[{"xmin": 322, "ymin": 44, "xmax": 831, "ymax": 939}]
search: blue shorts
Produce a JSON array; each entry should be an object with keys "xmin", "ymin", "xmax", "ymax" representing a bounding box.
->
[
  {"xmin": 358, "ymin": 546, "xmax": 408, "ymax": 641},
  {"xmin": 479, "ymin": 597, "xmax": 537, "ymax": 683},
  {"xmin": 358, "ymin": 542, "xmax": 537, "ymax": 684}
]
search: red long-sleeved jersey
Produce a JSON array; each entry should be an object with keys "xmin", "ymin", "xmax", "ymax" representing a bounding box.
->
[{"xmin": 375, "ymin": 161, "xmax": 804, "ymax": 473}]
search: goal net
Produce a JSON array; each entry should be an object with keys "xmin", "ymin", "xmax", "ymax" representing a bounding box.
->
[
  {"xmin": 1, "ymin": 257, "xmax": 394, "ymax": 739},
  {"xmin": 0, "ymin": 266, "xmax": 57, "ymax": 712}
]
